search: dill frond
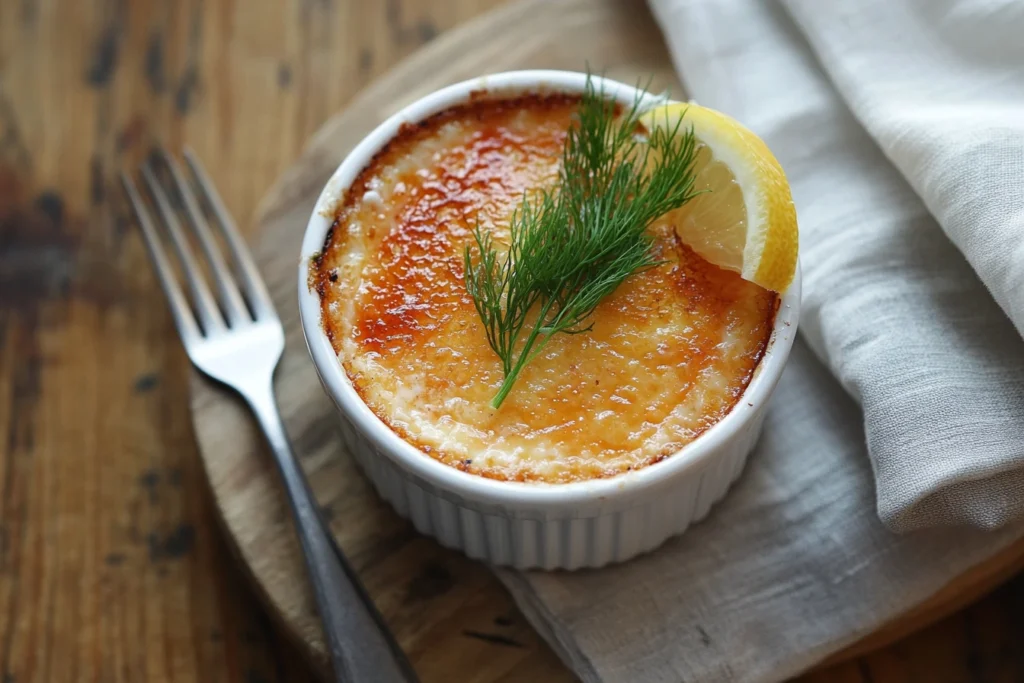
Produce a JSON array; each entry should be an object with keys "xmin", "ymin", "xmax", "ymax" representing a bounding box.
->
[{"xmin": 464, "ymin": 75, "xmax": 700, "ymax": 408}]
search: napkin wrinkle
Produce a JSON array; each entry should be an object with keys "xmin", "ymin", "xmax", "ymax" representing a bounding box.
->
[{"xmin": 782, "ymin": 0, "xmax": 1024, "ymax": 338}]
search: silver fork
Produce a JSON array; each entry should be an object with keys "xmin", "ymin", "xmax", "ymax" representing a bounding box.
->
[{"xmin": 121, "ymin": 148, "xmax": 418, "ymax": 683}]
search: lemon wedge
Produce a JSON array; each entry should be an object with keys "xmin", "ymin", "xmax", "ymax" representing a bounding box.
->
[{"xmin": 639, "ymin": 102, "xmax": 798, "ymax": 292}]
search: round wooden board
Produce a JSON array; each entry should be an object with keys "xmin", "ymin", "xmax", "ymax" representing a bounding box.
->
[{"xmin": 189, "ymin": 0, "xmax": 1024, "ymax": 680}]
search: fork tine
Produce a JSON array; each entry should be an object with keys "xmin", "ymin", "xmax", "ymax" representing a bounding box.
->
[
  {"xmin": 141, "ymin": 163, "xmax": 226, "ymax": 335},
  {"xmin": 157, "ymin": 149, "xmax": 251, "ymax": 327},
  {"xmin": 182, "ymin": 148, "xmax": 277, "ymax": 320},
  {"xmin": 182, "ymin": 148, "xmax": 276, "ymax": 319},
  {"xmin": 120, "ymin": 172, "xmax": 202, "ymax": 344}
]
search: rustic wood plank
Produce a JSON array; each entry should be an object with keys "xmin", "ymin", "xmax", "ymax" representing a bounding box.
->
[{"xmin": 2, "ymin": 0, "xmax": 1024, "ymax": 682}]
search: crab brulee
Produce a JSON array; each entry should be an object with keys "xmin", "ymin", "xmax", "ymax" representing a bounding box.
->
[{"xmin": 312, "ymin": 92, "xmax": 779, "ymax": 484}]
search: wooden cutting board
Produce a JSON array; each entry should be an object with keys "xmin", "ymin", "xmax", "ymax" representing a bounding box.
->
[{"xmin": 189, "ymin": 0, "xmax": 1024, "ymax": 680}]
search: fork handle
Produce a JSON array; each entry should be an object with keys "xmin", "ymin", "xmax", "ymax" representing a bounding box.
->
[{"xmin": 245, "ymin": 383, "xmax": 419, "ymax": 683}]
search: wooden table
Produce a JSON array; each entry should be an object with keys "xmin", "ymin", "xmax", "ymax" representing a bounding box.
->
[{"xmin": 1, "ymin": 1, "xmax": 1023, "ymax": 681}]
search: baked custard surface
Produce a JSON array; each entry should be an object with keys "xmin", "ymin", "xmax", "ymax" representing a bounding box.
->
[{"xmin": 313, "ymin": 94, "xmax": 777, "ymax": 483}]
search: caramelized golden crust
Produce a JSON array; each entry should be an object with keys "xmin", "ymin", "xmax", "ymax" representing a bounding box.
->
[{"xmin": 314, "ymin": 94, "xmax": 777, "ymax": 483}]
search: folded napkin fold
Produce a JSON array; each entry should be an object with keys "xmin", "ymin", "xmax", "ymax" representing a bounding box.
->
[{"xmin": 496, "ymin": 1, "xmax": 1024, "ymax": 680}]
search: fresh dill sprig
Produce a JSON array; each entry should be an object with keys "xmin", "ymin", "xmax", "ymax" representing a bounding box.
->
[{"xmin": 464, "ymin": 75, "xmax": 701, "ymax": 409}]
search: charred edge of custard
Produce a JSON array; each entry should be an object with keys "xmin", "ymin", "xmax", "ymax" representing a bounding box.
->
[
  {"xmin": 770, "ymin": 294, "xmax": 784, "ymax": 339},
  {"xmin": 310, "ymin": 219, "xmax": 340, "ymax": 344}
]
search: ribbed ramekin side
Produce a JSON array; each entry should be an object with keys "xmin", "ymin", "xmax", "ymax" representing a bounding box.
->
[{"xmin": 335, "ymin": 410, "xmax": 761, "ymax": 570}]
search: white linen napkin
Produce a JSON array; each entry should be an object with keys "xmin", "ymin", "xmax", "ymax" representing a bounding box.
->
[{"xmin": 495, "ymin": 1, "xmax": 1024, "ymax": 680}]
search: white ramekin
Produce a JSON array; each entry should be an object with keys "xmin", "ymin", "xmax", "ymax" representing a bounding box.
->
[{"xmin": 298, "ymin": 70, "xmax": 800, "ymax": 570}]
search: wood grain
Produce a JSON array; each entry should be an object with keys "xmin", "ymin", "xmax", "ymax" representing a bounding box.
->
[{"xmin": 2, "ymin": 0, "xmax": 1024, "ymax": 682}]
